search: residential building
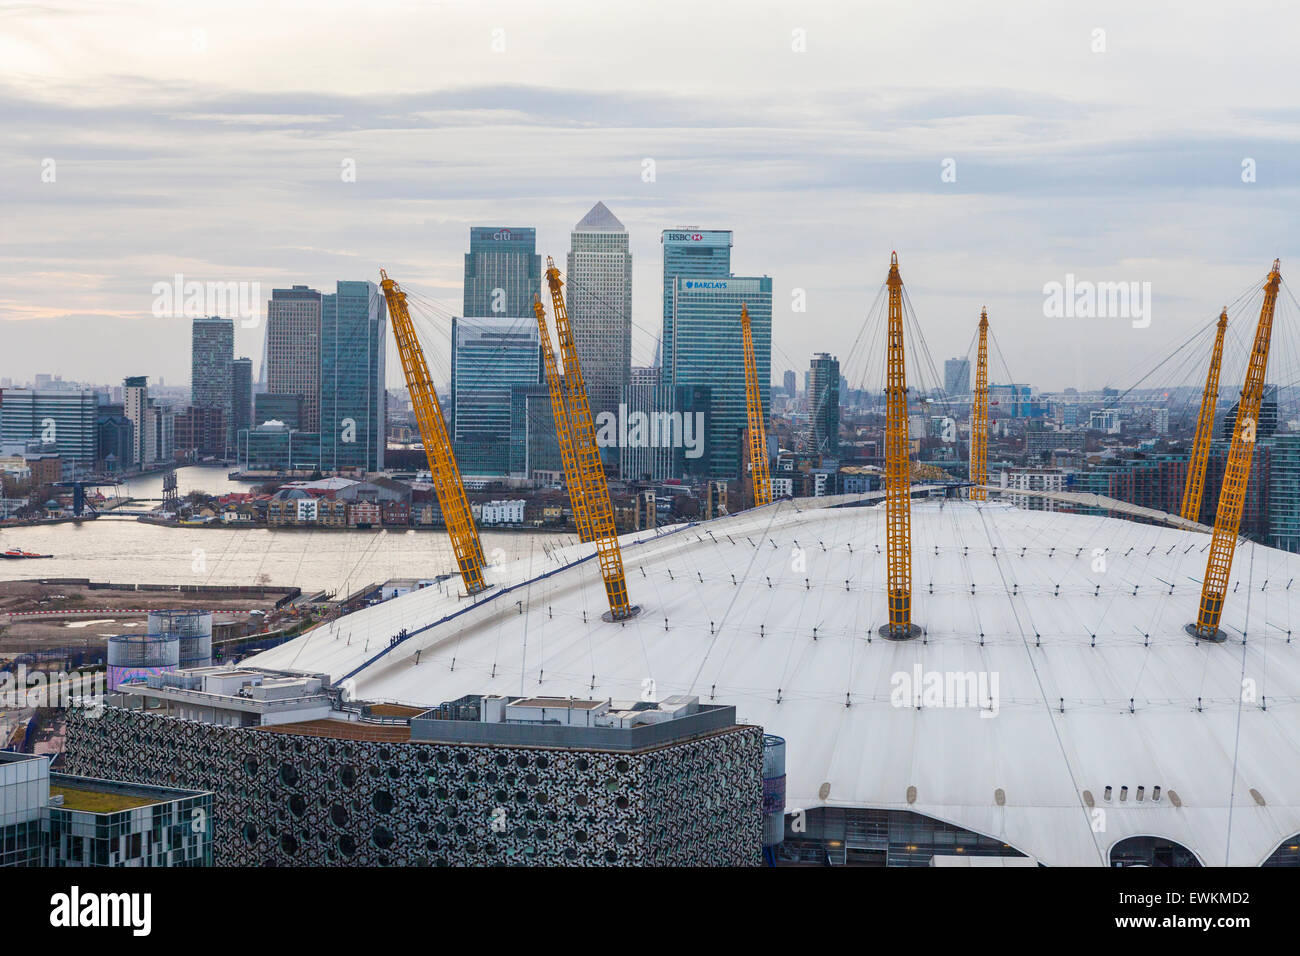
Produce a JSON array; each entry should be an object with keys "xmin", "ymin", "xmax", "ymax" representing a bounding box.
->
[
  {"xmin": 192, "ymin": 316, "xmax": 234, "ymax": 447},
  {"xmin": 809, "ymin": 353, "xmax": 840, "ymax": 455}
]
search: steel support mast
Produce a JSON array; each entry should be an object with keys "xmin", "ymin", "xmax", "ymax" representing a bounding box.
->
[
  {"xmin": 1188, "ymin": 261, "xmax": 1281, "ymax": 641},
  {"xmin": 544, "ymin": 259, "xmax": 636, "ymax": 621},
  {"xmin": 881, "ymin": 252, "xmax": 920, "ymax": 639},
  {"xmin": 969, "ymin": 307, "xmax": 990, "ymax": 501},
  {"xmin": 740, "ymin": 304, "xmax": 772, "ymax": 508},
  {"xmin": 379, "ymin": 269, "xmax": 488, "ymax": 596},
  {"xmin": 532, "ymin": 295, "xmax": 593, "ymax": 542},
  {"xmin": 1180, "ymin": 308, "xmax": 1229, "ymax": 523}
]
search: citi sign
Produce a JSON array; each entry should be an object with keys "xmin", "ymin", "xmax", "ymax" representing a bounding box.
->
[
  {"xmin": 666, "ymin": 232, "xmax": 704, "ymax": 242},
  {"xmin": 492, "ymin": 229, "xmax": 514, "ymax": 241}
]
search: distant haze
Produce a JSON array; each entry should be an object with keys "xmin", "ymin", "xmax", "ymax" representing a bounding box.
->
[{"xmin": 1, "ymin": 0, "xmax": 1297, "ymax": 392}]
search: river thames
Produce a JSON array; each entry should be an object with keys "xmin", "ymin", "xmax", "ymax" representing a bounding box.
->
[{"xmin": 0, "ymin": 466, "xmax": 575, "ymax": 594}]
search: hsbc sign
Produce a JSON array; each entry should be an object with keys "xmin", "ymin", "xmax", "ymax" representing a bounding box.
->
[{"xmin": 665, "ymin": 232, "xmax": 705, "ymax": 242}]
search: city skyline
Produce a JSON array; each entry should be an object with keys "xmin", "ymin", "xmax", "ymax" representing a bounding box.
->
[{"xmin": 3, "ymin": 2, "xmax": 1296, "ymax": 394}]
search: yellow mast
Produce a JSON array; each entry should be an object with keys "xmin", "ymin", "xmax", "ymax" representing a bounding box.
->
[
  {"xmin": 740, "ymin": 304, "xmax": 772, "ymax": 507},
  {"xmin": 882, "ymin": 252, "xmax": 918, "ymax": 639},
  {"xmin": 1189, "ymin": 261, "xmax": 1281, "ymax": 641},
  {"xmin": 1180, "ymin": 308, "xmax": 1229, "ymax": 522},
  {"xmin": 532, "ymin": 295, "xmax": 593, "ymax": 542},
  {"xmin": 969, "ymin": 307, "xmax": 990, "ymax": 501},
  {"xmin": 379, "ymin": 270, "xmax": 487, "ymax": 595},
  {"xmin": 544, "ymin": 258, "xmax": 636, "ymax": 621}
]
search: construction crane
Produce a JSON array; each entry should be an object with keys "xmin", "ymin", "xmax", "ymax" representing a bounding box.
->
[
  {"xmin": 1180, "ymin": 308, "xmax": 1229, "ymax": 523},
  {"xmin": 969, "ymin": 307, "xmax": 990, "ymax": 501},
  {"xmin": 532, "ymin": 295, "xmax": 593, "ymax": 542},
  {"xmin": 543, "ymin": 258, "xmax": 636, "ymax": 621},
  {"xmin": 1189, "ymin": 261, "xmax": 1281, "ymax": 641},
  {"xmin": 740, "ymin": 303, "xmax": 772, "ymax": 507},
  {"xmin": 379, "ymin": 269, "xmax": 488, "ymax": 596},
  {"xmin": 882, "ymin": 252, "xmax": 919, "ymax": 639}
]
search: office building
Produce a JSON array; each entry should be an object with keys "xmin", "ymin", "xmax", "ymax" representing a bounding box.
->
[
  {"xmin": 231, "ymin": 357, "xmax": 253, "ymax": 433},
  {"xmin": 175, "ymin": 405, "xmax": 227, "ymax": 459},
  {"xmin": 660, "ymin": 229, "xmax": 732, "ymax": 381},
  {"xmin": 192, "ymin": 316, "xmax": 234, "ymax": 446},
  {"xmin": 783, "ymin": 369, "xmax": 797, "ymax": 398},
  {"xmin": 1269, "ymin": 433, "xmax": 1300, "ymax": 553},
  {"xmin": 463, "ymin": 226, "xmax": 541, "ymax": 319},
  {"xmin": 254, "ymin": 393, "xmax": 303, "ymax": 429},
  {"xmin": 944, "ymin": 357, "xmax": 971, "ymax": 397},
  {"xmin": 451, "ymin": 315, "xmax": 540, "ymax": 475},
  {"xmin": 509, "ymin": 384, "xmax": 561, "ymax": 480},
  {"xmin": 0, "ymin": 389, "xmax": 100, "ymax": 470},
  {"xmin": 668, "ymin": 275, "xmax": 771, "ymax": 479},
  {"xmin": 0, "ymin": 752, "xmax": 211, "ymax": 868},
  {"xmin": 567, "ymin": 202, "xmax": 633, "ymax": 425},
  {"xmin": 267, "ymin": 285, "xmax": 322, "ymax": 433},
  {"xmin": 620, "ymin": 367, "xmax": 675, "ymax": 483},
  {"xmin": 809, "ymin": 353, "xmax": 840, "ymax": 455},
  {"xmin": 319, "ymin": 281, "xmax": 386, "ymax": 473},
  {"xmin": 64, "ymin": 670, "xmax": 763, "ymax": 866}
]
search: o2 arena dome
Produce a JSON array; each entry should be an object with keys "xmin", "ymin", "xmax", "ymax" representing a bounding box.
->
[{"xmin": 247, "ymin": 492, "xmax": 1300, "ymax": 867}]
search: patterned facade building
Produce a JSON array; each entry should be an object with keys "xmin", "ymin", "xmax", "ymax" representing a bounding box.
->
[{"xmin": 64, "ymin": 694, "xmax": 763, "ymax": 867}]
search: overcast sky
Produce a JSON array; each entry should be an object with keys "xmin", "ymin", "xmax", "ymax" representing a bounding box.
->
[{"xmin": 1, "ymin": 0, "xmax": 1297, "ymax": 392}]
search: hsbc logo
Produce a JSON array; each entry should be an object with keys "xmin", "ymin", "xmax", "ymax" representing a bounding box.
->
[{"xmin": 666, "ymin": 232, "xmax": 704, "ymax": 242}]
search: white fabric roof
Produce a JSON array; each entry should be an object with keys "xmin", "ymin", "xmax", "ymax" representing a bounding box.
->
[{"xmin": 247, "ymin": 496, "xmax": 1300, "ymax": 866}]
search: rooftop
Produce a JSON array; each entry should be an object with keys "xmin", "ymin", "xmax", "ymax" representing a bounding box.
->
[{"xmin": 246, "ymin": 495, "xmax": 1300, "ymax": 866}]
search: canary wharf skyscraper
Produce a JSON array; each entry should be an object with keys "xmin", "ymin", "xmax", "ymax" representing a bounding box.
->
[
  {"xmin": 463, "ymin": 227, "xmax": 541, "ymax": 318},
  {"xmin": 567, "ymin": 202, "xmax": 632, "ymax": 424}
]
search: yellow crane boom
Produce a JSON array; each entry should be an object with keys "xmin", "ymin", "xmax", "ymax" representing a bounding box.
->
[
  {"xmin": 882, "ymin": 252, "xmax": 918, "ymax": 639},
  {"xmin": 532, "ymin": 295, "xmax": 593, "ymax": 542},
  {"xmin": 969, "ymin": 307, "xmax": 990, "ymax": 501},
  {"xmin": 544, "ymin": 258, "xmax": 636, "ymax": 621},
  {"xmin": 379, "ymin": 269, "xmax": 488, "ymax": 596},
  {"xmin": 1190, "ymin": 261, "xmax": 1281, "ymax": 641},
  {"xmin": 740, "ymin": 303, "xmax": 772, "ymax": 507},
  {"xmin": 1180, "ymin": 308, "xmax": 1229, "ymax": 522}
]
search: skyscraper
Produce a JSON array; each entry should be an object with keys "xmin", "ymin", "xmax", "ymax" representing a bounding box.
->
[
  {"xmin": 567, "ymin": 202, "xmax": 632, "ymax": 425},
  {"xmin": 192, "ymin": 316, "xmax": 234, "ymax": 447},
  {"xmin": 123, "ymin": 376, "xmax": 151, "ymax": 466},
  {"xmin": 451, "ymin": 315, "xmax": 540, "ymax": 475},
  {"xmin": 319, "ymin": 281, "xmax": 387, "ymax": 473},
  {"xmin": 266, "ymin": 286, "xmax": 322, "ymax": 433},
  {"xmin": 809, "ymin": 353, "xmax": 840, "ymax": 455},
  {"xmin": 661, "ymin": 229, "xmax": 732, "ymax": 380},
  {"xmin": 463, "ymin": 227, "xmax": 541, "ymax": 319},
  {"xmin": 783, "ymin": 369, "xmax": 797, "ymax": 397},
  {"xmin": 668, "ymin": 275, "xmax": 771, "ymax": 479},
  {"xmin": 944, "ymin": 357, "xmax": 971, "ymax": 397},
  {"xmin": 231, "ymin": 358, "xmax": 253, "ymax": 434}
]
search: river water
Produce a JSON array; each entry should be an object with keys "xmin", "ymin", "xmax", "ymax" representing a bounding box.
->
[{"xmin": 0, "ymin": 466, "xmax": 573, "ymax": 594}]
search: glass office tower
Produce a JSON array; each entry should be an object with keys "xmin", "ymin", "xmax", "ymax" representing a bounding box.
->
[
  {"xmin": 319, "ymin": 280, "xmax": 387, "ymax": 473},
  {"xmin": 451, "ymin": 315, "xmax": 541, "ymax": 475},
  {"xmin": 660, "ymin": 229, "xmax": 732, "ymax": 381},
  {"xmin": 668, "ymin": 275, "xmax": 771, "ymax": 479},
  {"xmin": 463, "ymin": 227, "xmax": 541, "ymax": 319}
]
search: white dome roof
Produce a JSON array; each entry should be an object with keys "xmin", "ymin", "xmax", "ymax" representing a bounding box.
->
[{"xmin": 248, "ymin": 495, "xmax": 1300, "ymax": 866}]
